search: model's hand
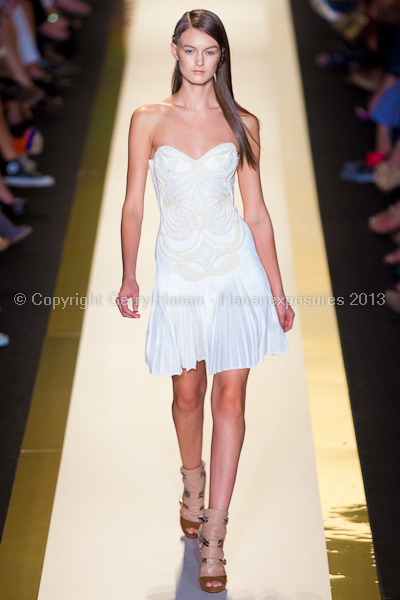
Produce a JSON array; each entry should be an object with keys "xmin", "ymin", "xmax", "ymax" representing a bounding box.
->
[
  {"xmin": 274, "ymin": 295, "xmax": 295, "ymax": 333},
  {"xmin": 116, "ymin": 280, "xmax": 141, "ymax": 318}
]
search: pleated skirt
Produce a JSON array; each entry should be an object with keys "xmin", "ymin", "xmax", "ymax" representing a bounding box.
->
[{"xmin": 145, "ymin": 218, "xmax": 289, "ymax": 376}]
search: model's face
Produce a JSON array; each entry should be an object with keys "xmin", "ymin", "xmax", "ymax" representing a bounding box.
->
[{"xmin": 171, "ymin": 28, "xmax": 221, "ymax": 85}]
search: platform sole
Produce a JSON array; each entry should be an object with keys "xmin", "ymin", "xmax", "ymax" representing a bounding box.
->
[
  {"xmin": 180, "ymin": 516, "xmax": 200, "ymax": 539},
  {"xmin": 199, "ymin": 575, "xmax": 227, "ymax": 593}
]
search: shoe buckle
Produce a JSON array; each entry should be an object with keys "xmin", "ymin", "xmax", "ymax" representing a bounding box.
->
[{"xmin": 198, "ymin": 514, "xmax": 208, "ymax": 523}]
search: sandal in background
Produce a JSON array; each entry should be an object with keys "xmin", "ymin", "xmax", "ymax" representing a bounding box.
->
[
  {"xmin": 0, "ymin": 332, "xmax": 10, "ymax": 346},
  {"xmin": 368, "ymin": 200, "xmax": 400, "ymax": 234},
  {"xmin": 0, "ymin": 211, "xmax": 33, "ymax": 244},
  {"xmin": 0, "ymin": 197, "xmax": 28, "ymax": 219},
  {"xmin": 373, "ymin": 162, "xmax": 400, "ymax": 193}
]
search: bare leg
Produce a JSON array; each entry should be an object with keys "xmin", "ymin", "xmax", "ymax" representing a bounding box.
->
[
  {"xmin": 4, "ymin": 99, "xmax": 33, "ymax": 128},
  {"xmin": 369, "ymin": 74, "xmax": 397, "ymax": 111},
  {"xmin": 0, "ymin": 12, "xmax": 33, "ymax": 88},
  {"xmin": 21, "ymin": 0, "xmax": 36, "ymax": 35},
  {"xmin": 0, "ymin": 176, "xmax": 15, "ymax": 204},
  {"xmin": 209, "ymin": 367, "xmax": 250, "ymax": 511},
  {"xmin": 201, "ymin": 367, "xmax": 250, "ymax": 589},
  {"xmin": 376, "ymin": 124, "xmax": 391, "ymax": 155},
  {"xmin": 172, "ymin": 360, "xmax": 207, "ymax": 534},
  {"xmin": 0, "ymin": 100, "xmax": 19, "ymax": 162}
]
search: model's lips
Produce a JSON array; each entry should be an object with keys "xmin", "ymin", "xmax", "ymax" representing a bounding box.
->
[{"xmin": 193, "ymin": 70, "xmax": 204, "ymax": 74}]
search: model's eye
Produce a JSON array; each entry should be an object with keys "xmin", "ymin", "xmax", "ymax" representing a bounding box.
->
[
  {"xmin": 205, "ymin": 51, "xmax": 214, "ymax": 55},
  {"xmin": 185, "ymin": 50, "xmax": 194, "ymax": 54}
]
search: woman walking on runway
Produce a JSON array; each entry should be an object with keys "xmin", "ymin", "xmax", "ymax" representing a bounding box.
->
[{"xmin": 117, "ymin": 9, "xmax": 294, "ymax": 593}]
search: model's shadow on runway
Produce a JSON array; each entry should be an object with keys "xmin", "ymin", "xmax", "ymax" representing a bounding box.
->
[
  {"xmin": 146, "ymin": 537, "xmax": 324, "ymax": 600},
  {"xmin": 145, "ymin": 535, "xmax": 226, "ymax": 600},
  {"xmin": 176, "ymin": 536, "xmax": 227, "ymax": 599}
]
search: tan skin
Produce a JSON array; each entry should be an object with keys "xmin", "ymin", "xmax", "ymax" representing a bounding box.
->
[{"xmin": 117, "ymin": 27, "xmax": 295, "ymax": 588}]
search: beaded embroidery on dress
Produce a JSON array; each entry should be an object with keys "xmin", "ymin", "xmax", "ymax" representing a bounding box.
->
[
  {"xmin": 156, "ymin": 144, "xmax": 246, "ymax": 281},
  {"xmin": 145, "ymin": 142, "xmax": 289, "ymax": 375}
]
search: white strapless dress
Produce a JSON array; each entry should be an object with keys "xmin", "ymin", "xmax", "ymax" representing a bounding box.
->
[{"xmin": 145, "ymin": 142, "xmax": 289, "ymax": 376}]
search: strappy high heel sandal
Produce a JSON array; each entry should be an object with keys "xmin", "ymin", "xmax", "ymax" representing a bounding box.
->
[
  {"xmin": 198, "ymin": 508, "xmax": 229, "ymax": 593},
  {"xmin": 179, "ymin": 460, "xmax": 206, "ymax": 539},
  {"xmin": 368, "ymin": 201, "xmax": 400, "ymax": 235}
]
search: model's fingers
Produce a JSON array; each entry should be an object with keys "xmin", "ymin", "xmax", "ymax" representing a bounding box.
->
[
  {"xmin": 122, "ymin": 304, "xmax": 140, "ymax": 318},
  {"xmin": 123, "ymin": 306, "xmax": 140, "ymax": 318},
  {"xmin": 285, "ymin": 309, "xmax": 295, "ymax": 331},
  {"xmin": 116, "ymin": 296, "xmax": 140, "ymax": 318},
  {"xmin": 116, "ymin": 297, "xmax": 125, "ymax": 317}
]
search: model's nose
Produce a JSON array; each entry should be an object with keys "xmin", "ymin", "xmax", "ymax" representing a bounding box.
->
[{"xmin": 196, "ymin": 53, "xmax": 204, "ymax": 67}]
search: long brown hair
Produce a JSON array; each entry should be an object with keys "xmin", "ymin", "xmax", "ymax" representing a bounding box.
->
[{"xmin": 171, "ymin": 9, "xmax": 260, "ymax": 169}]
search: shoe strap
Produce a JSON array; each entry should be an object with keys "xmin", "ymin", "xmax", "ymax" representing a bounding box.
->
[
  {"xmin": 199, "ymin": 558, "xmax": 226, "ymax": 578},
  {"xmin": 180, "ymin": 499, "xmax": 204, "ymax": 520},
  {"xmin": 201, "ymin": 556, "xmax": 226, "ymax": 565},
  {"xmin": 180, "ymin": 461, "xmax": 206, "ymax": 523},
  {"xmin": 182, "ymin": 488, "xmax": 204, "ymax": 500},
  {"xmin": 198, "ymin": 531, "xmax": 225, "ymax": 550},
  {"xmin": 180, "ymin": 461, "xmax": 205, "ymax": 488},
  {"xmin": 198, "ymin": 514, "xmax": 229, "ymax": 524}
]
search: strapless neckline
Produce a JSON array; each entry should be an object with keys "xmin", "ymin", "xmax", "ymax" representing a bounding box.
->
[{"xmin": 149, "ymin": 142, "xmax": 238, "ymax": 163}]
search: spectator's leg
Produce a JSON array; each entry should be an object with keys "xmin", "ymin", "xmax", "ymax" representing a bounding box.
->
[
  {"xmin": 0, "ymin": 10, "xmax": 35, "ymax": 88},
  {"xmin": 376, "ymin": 124, "xmax": 392, "ymax": 155},
  {"xmin": 11, "ymin": 5, "xmax": 42, "ymax": 67}
]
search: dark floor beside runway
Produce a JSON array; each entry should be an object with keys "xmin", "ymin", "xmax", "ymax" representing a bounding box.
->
[
  {"xmin": 0, "ymin": 0, "xmax": 117, "ymax": 542},
  {"xmin": 0, "ymin": 1, "xmax": 399, "ymax": 596},
  {"xmin": 290, "ymin": 2, "xmax": 400, "ymax": 598}
]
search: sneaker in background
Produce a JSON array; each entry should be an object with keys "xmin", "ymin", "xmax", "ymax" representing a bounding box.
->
[
  {"xmin": 2, "ymin": 155, "xmax": 55, "ymax": 187},
  {"xmin": 0, "ymin": 332, "xmax": 10, "ymax": 347}
]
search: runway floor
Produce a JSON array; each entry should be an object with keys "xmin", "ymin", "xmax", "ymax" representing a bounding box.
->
[{"xmin": 0, "ymin": 1, "xmax": 385, "ymax": 599}]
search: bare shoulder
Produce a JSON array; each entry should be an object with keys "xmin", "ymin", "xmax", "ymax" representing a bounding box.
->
[
  {"xmin": 129, "ymin": 100, "xmax": 174, "ymax": 145},
  {"xmin": 239, "ymin": 111, "xmax": 260, "ymax": 137},
  {"xmin": 131, "ymin": 99, "xmax": 173, "ymax": 125}
]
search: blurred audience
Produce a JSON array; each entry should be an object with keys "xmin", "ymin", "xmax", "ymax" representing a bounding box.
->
[
  {"xmin": 311, "ymin": 0, "xmax": 400, "ymax": 313},
  {"xmin": 0, "ymin": 0, "xmax": 95, "ymax": 346}
]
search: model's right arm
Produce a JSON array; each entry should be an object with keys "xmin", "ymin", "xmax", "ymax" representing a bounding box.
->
[{"xmin": 117, "ymin": 106, "xmax": 154, "ymax": 318}]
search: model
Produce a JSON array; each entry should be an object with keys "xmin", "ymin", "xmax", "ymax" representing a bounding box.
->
[{"xmin": 117, "ymin": 8, "xmax": 295, "ymax": 594}]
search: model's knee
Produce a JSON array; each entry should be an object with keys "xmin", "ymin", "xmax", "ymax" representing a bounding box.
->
[
  {"xmin": 212, "ymin": 387, "xmax": 245, "ymax": 420},
  {"xmin": 173, "ymin": 390, "xmax": 204, "ymax": 413}
]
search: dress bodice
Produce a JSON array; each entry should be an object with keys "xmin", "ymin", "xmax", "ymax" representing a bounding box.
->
[{"xmin": 148, "ymin": 142, "xmax": 246, "ymax": 281}]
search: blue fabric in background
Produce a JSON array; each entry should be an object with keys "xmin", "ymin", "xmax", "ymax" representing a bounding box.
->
[
  {"xmin": 326, "ymin": 1, "xmax": 358, "ymax": 13},
  {"xmin": 371, "ymin": 81, "xmax": 400, "ymax": 128}
]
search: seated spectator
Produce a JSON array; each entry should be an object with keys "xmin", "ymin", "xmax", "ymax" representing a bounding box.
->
[
  {"xmin": 0, "ymin": 0, "xmax": 97, "ymax": 356},
  {"xmin": 0, "ymin": 304, "xmax": 9, "ymax": 346},
  {"xmin": 311, "ymin": 0, "xmax": 400, "ymax": 313}
]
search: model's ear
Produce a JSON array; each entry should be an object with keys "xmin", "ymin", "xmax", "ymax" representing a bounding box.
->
[{"xmin": 171, "ymin": 42, "xmax": 178, "ymax": 61}]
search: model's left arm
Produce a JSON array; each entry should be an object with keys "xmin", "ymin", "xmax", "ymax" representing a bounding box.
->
[{"xmin": 237, "ymin": 114, "xmax": 294, "ymax": 333}]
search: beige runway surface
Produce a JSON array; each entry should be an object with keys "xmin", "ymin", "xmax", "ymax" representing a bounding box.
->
[{"xmin": 30, "ymin": 0, "xmax": 368, "ymax": 598}]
